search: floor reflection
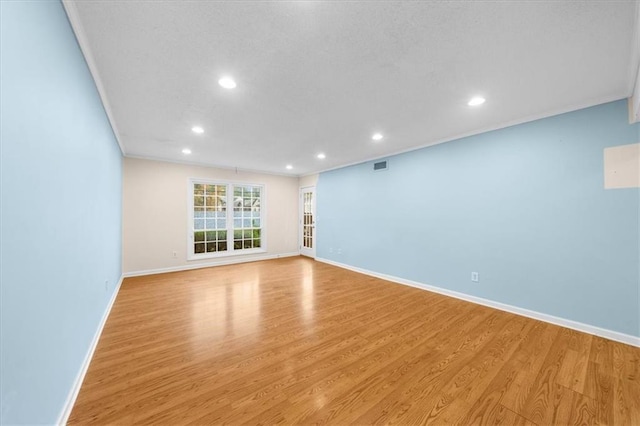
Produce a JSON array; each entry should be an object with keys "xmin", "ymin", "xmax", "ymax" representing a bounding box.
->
[
  {"xmin": 301, "ymin": 261, "xmax": 315, "ymax": 324},
  {"xmin": 232, "ymin": 276, "xmax": 260, "ymax": 335},
  {"xmin": 190, "ymin": 286, "xmax": 227, "ymax": 341},
  {"xmin": 190, "ymin": 273, "xmax": 261, "ymax": 345}
]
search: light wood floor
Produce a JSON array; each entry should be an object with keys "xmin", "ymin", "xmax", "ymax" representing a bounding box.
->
[{"xmin": 69, "ymin": 257, "xmax": 640, "ymax": 425}]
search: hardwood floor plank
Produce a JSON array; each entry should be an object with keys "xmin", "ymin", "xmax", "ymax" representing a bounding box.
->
[
  {"xmin": 556, "ymin": 331, "xmax": 592, "ymax": 393},
  {"xmin": 356, "ymin": 314, "xmax": 532, "ymax": 425},
  {"xmin": 281, "ymin": 308, "xmax": 477, "ymax": 422},
  {"xmin": 613, "ymin": 344, "xmax": 640, "ymax": 425},
  {"xmin": 68, "ymin": 257, "xmax": 640, "ymax": 425},
  {"xmin": 566, "ymin": 387, "xmax": 598, "ymax": 425},
  {"xmin": 499, "ymin": 322, "xmax": 558, "ymax": 415},
  {"xmin": 478, "ymin": 404, "xmax": 538, "ymax": 426},
  {"xmin": 301, "ymin": 312, "xmax": 518, "ymax": 424},
  {"xmin": 519, "ymin": 329, "xmax": 571, "ymax": 423},
  {"xmin": 451, "ymin": 321, "xmax": 540, "ymax": 425}
]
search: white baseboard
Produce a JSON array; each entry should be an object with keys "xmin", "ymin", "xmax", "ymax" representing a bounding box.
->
[
  {"xmin": 316, "ymin": 257, "xmax": 640, "ymax": 348},
  {"xmin": 57, "ymin": 274, "xmax": 125, "ymax": 425},
  {"xmin": 123, "ymin": 252, "xmax": 301, "ymax": 278}
]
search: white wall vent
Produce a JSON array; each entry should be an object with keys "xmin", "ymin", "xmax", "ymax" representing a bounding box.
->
[{"xmin": 373, "ymin": 160, "xmax": 388, "ymax": 171}]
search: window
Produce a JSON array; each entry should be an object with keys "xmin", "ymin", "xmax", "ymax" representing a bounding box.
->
[{"xmin": 189, "ymin": 180, "xmax": 264, "ymax": 259}]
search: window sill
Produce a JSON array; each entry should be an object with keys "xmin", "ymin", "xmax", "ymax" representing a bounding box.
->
[{"xmin": 187, "ymin": 248, "xmax": 267, "ymax": 261}]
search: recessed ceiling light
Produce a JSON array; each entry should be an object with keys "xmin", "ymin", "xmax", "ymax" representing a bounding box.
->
[
  {"xmin": 316, "ymin": 153, "xmax": 326, "ymax": 159},
  {"xmin": 218, "ymin": 77, "xmax": 237, "ymax": 89},
  {"xmin": 372, "ymin": 133, "xmax": 384, "ymax": 141},
  {"xmin": 191, "ymin": 126, "xmax": 204, "ymax": 134},
  {"xmin": 468, "ymin": 97, "xmax": 486, "ymax": 106},
  {"xmin": 182, "ymin": 148, "xmax": 192, "ymax": 155},
  {"xmin": 286, "ymin": 164, "xmax": 293, "ymax": 170}
]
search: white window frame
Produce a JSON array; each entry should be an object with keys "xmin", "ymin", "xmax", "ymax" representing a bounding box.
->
[{"xmin": 187, "ymin": 178, "xmax": 267, "ymax": 260}]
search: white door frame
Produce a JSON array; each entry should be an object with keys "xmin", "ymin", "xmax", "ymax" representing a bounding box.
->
[{"xmin": 299, "ymin": 186, "xmax": 316, "ymax": 258}]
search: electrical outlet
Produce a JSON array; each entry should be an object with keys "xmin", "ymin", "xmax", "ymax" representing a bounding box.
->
[
  {"xmin": 337, "ymin": 248, "xmax": 342, "ymax": 255},
  {"xmin": 104, "ymin": 280, "xmax": 109, "ymax": 291},
  {"xmin": 329, "ymin": 247, "xmax": 333, "ymax": 253},
  {"xmin": 172, "ymin": 251, "xmax": 177, "ymax": 258},
  {"xmin": 471, "ymin": 272, "xmax": 479, "ymax": 282}
]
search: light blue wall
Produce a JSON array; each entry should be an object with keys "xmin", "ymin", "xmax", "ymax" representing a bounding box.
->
[
  {"xmin": 318, "ymin": 100, "xmax": 640, "ymax": 337},
  {"xmin": 1, "ymin": 1, "xmax": 122, "ymax": 424}
]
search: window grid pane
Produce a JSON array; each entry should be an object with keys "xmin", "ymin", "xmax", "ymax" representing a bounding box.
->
[
  {"xmin": 194, "ymin": 183, "xmax": 228, "ymax": 254},
  {"xmin": 302, "ymin": 191, "xmax": 313, "ymax": 249},
  {"xmin": 232, "ymin": 185, "xmax": 262, "ymax": 252},
  {"xmin": 193, "ymin": 182, "xmax": 262, "ymax": 255}
]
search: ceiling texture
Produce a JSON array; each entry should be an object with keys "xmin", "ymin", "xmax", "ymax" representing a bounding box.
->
[{"xmin": 64, "ymin": 1, "xmax": 640, "ymax": 176}]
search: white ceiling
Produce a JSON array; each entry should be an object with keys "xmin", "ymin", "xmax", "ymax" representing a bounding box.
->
[{"xmin": 65, "ymin": 1, "xmax": 639, "ymax": 176}]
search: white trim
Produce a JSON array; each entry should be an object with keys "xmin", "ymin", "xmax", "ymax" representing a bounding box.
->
[
  {"xmin": 188, "ymin": 248, "xmax": 267, "ymax": 261},
  {"xmin": 129, "ymin": 96, "xmax": 627, "ymax": 178},
  {"xmin": 299, "ymin": 186, "xmax": 316, "ymax": 259},
  {"xmin": 630, "ymin": 68, "xmax": 640, "ymax": 123},
  {"xmin": 123, "ymin": 252, "xmax": 300, "ymax": 278},
  {"xmin": 63, "ymin": 0, "xmax": 634, "ymax": 175},
  {"xmin": 57, "ymin": 274, "xmax": 125, "ymax": 425},
  {"xmin": 125, "ymin": 154, "xmax": 297, "ymax": 178},
  {"xmin": 187, "ymin": 179, "xmax": 266, "ymax": 261},
  {"xmin": 62, "ymin": 1, "xmax": 125, "ymax": 156},
  {"xmin": 311, "ymin": 95, "xmax": 628, "ymax": 176},
  {"xmin": 316, "ymin": 257, "xmax": 640, "ymax": 348}
]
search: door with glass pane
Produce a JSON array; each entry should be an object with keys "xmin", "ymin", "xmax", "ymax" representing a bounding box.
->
[{"xmin": 300, "ymin": 187, "xmax": 316, "ymax": 258}]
